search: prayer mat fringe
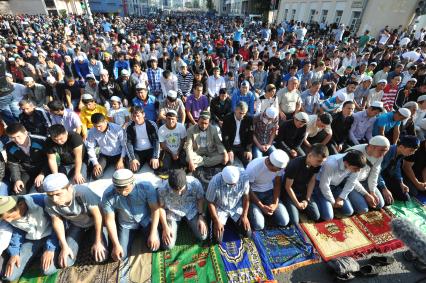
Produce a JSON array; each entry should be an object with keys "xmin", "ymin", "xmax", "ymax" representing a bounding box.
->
[{"xmin": 271, "ymin": 257, "xmax": 320, "ymax": 274}]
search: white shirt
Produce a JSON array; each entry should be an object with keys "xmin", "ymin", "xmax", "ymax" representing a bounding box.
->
[
  {"xmin": 207, "ymin": 75, "xmax": 226, "ymax": 98},
  {"xmin": 234, "ymin": 116, "xmax": 241, "ymax": 145},
  {"xmin": 245, "ymin": 157, "xmax": 283, "ymax": 193},
  {"xmin": 367, "ymin": 88, "xmax": 384, "ymax": 106},
  {"xmin": 108, "ymin": 107, "xmax": 130, "ymax": 127},
  {"xmin": 135, "ymin": 123, "xmax": 152, "ymax": 150},
  {"xmin": 158, "ymin": 123, "xmax": 187, "ymax": 154}
]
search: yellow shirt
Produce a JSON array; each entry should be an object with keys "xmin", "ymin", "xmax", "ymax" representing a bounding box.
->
[{"xmin": 80, "ymin": 104, "xmax": 107, "ymax": 134}]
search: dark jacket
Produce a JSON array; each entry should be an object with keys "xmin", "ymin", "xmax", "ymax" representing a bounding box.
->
[
  {"xmin": 331, "ymin": 112, "xmax": 354, "ymax": 145},
  {"xmin": 6, "ymin": 135, "xmax": 49, "ymax": 183},
  {"xmin": 19, "ymin": 109, "xmax": 51, "ymax": 136},
  {"xmin": 221, "ymin": 113, "xmax": 253, "ymax": 152},
  {"xmin": 126, "ymin": 120, "xmax": 160, "ymax": 160},
  {"xmin": 277, "ymin": 119, "xmax": 307, "ymax": 150},
  {"xmin": 210, "ymin": 96, "xmax": 232, "ymax": 123}
]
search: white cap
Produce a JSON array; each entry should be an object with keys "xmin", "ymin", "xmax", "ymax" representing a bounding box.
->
[
  {"xmin": 362, "ymin": 76, "xmax": 373, "ymax": 82},
  {"xmin": 222, "ymin": 166, "xmax": 240, "ymax": 184},
  {"xmin": 86, "ymin": 73, "xmax": 96, "ymax": 80},
  {"xmin": 337, "ymin": 92, "xmax": 346, "ymax": 101},
  {"xmin": 167, "ymin": 90, "xmax": 177, "ymax": 98},
  {"xmin": 46, "ymin": 76, "xmax": 56, "ymax": 84},
  {"xmin": 121, "ymin": 69, "xmax": 129, "ymax": 76},
  {"xmin": 417, "ymin": 95, "xmax": 426, "ymax": 103},
  {"xmin": 408, "ymin": 78, "xmax": 418, "ymax": 83},
  {"xmin": 398, "ymin": 107, "xmax": 411, "ymax": 118},
  {"xmin": 419, "ymin": 118, "xmax": 426, "ymax": 130},
  {"xmin": 370, "ymin": 101, "xmax": 384, "ymax": 110},
  {"xmin": 82, "ymin": 93, "xmax": 94, "ymax": 100},
  {"xmin": 294, "ymin": 112, "xmax": 309, "ymax": 122},
  {"xmin": 241, "ymin": 80, "xmax": 250, "ymax": 87},
  {"xmin": 110, "ymin": 96, "xmax": 121, "ymax": 103},
  {"xmin": 265, "ymin": 107, "xmax": 278, "ymax": 119},
  {"xmin": 377, "ymin": 79, "xmax": 387, "ymax": 85},
  {"xmin": 269, "ymin": 149, "xmax": 289, "ymax": 169},
  {"xmin": 135, "ymin": 82, "xmax": 146, "ymax": 90},
  {"xmin": 77, "ymin": 55, "xmax": 84, "ymax": 61},
  {"xmin": 43, "ymin": 173, "xmax": 69, "ymax": 192},
  {"xmin": 100, "ymin": 69, "xmax": 108, "ymax": 75},
  {"xmin": 180, "ymin": 61, "xmax": 187, "ymax": 68},
  {"xmin": 5, "ymin": 72, "xmax": 12, "ymax": 78},
  {"xmin": 369, "ymin": 135, "xmax": 390, "ymax": 147},
  {"xmin": 23, "ymin": 77, "xmax": 34, "ymax": 83}
]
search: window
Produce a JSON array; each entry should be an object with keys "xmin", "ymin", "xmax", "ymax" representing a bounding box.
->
[
  {"xmin": 44, "ymin": 0, "xmax": 56, "ymax": 8},
  {"xmin": 291, "ymin": 9, "xmax": 296, "ymax": 20},
  {"xmin": 309, "ymin": 9, "xmax": 316, "ymax": 23},
  {"xmin": 284, "ymin": 9, "xmax": 288, "ymax": 20},
  {"xmin": 349, "ymin": 11, "xmax": 361, "ymax": 31},
  {"xmin": 320, "ymin": 10, "xmax": 328, "ymax": 23},
  {"xmin": 335, "ymin": 10, "xmax": 343, "ymax": 24}
]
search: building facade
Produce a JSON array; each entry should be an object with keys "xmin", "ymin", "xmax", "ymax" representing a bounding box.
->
[
  {"xmin": 88, "ymin": 0, "xmax": 124, "ymax": 15},
  {"xmin": 276, "ymin": 0, "xmax": 418, "ymax": 36},
  {"xmin": 0, "ymin": 0, "xmax": 85, "ymax": 15}
]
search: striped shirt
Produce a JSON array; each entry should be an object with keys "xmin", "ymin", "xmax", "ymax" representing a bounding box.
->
[
  {"xmin": 381, "ymin": 84, "xmax": 398, "ymax": 112},
  {"xmin": 177, "ymin": 72, "xmax": 194, "ymax": 97}
]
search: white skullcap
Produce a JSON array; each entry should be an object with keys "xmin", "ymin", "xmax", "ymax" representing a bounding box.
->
[
  {"xmin": 77, "ymin": 55, "xmax": 84, "ymax": 61},
  {"xmin": 46, "ymin": 76, "xmax": 56, "ymax": 84},
  {"xmin": 369, "ymin": 135, "xmax": 390, "ymax": 147},
  {"xmin": 23, "ymin": 77, "xmax": 34, "ymax": 82},
  {"xmin": 100, "ymin": 69, "xmax": 109, "ymax": 75},
  {"xmin": 180, "ymin": 61, "xmax": 187, "ymax": 68},
  {"xmin": 110, "ymin": 96, "xmax": 121, "ymax": 102},
  {"xmin": 222, "ymin": 166, "xmax": 240, "ymax": 184},
  {"xmin": 81, "ymin": 93, "xmax": 94, "ymax": 100},
  {"xmin": 337, "ymin": 92, "xmax": 346, "ymax": 101},
  {"xmin": 370, "ymin": 101, "xmax": 384, "ymax": 110},
  {"xmin": 398, "ymin": 107, "xmax": 411, "ymax": 118},
  {"xmin": 5, "ymin": 72, "xmax": 12, "ymax": 78},
  {"xmin": 167, "ymin": 90, "xmax": 178, "ymax": 98},
  {"xmin": 269, "ymin": 149, "xmax": 289, "ymax": 169},
  {"xmin": 43, "ymin": 173, "xmax": 69, "ymax": 192},
  {"xmin": 121, "ymin": 69, "xmax": 129, "ymax": 76},
  {"xmin": 112, "ymin": 169, "xmax": 135, "ymax": 187},
  {"xmin": 294, "ymin": 112, "xmax": 309, "ymax": 122},
  {"xmin": 265, "ymin": 107, "xmax": 278, "ymax": 119},
  {"xmin": 377, "ymin": 79, "xmax": 388, "ymax": 84},
  {"xmin": 417, "ymin": 95, "xmax": 426, "ymax": 103},
  {"xmin": 362, "ymin": 76, "xmax": 373, "ymax": 82},
  {"xmin": 135, "ymin": 82, "xmax": 147, "ymax": 89}
]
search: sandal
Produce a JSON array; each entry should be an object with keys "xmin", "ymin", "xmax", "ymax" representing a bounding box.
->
[
  {"xmin": 354, "ymin": 265, "xmax": 379, "ymax": 277},
  {"xmin": 404, "ymin": 250, "xmax": 418, "ymax": 262},
  {"xmin": 334, "ymin": 273, "xmax": 355, "ymax": 282},
  {"xmin": 369, "ymin": 255, "xmax": 395, "ymax": 266}
]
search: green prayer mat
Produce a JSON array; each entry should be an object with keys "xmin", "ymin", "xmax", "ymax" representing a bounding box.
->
[
  {"xmin": 386, "ymin": 200, "xmax": 426, "ymax": 233},
  {"xmin": 152, "ymin": 225, "xmax": 228, "ymax": 283},
  {"xmin": 12, "ymin": 269, "xmax": 57, "ymax": 283}
]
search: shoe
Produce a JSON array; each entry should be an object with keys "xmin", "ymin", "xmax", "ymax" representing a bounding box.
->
[
  {"xmin": 368, "ymin": 255, "xmax": 395, "ymax": 266},
  {"xmin": 404, "ymin": 250, "xmax": 418, "ymax": 262},
  {"xmin": 334, "ymin": 273, "xmax": 355, "ymax": 282},
  {"xmin": 354, "ymin": 265, "xmax": 379, "ymax": 277}
]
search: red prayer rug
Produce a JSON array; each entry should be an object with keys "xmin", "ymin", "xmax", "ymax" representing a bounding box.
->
[
  {"xmin": 300, "ymin": 218, "xmax": 375, "ymax": 261},
  {"xmin": 352, "ymin": 210, "xmax": 404, "ymax": 253}
]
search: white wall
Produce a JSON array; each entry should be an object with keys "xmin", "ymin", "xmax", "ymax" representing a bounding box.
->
[{"xmin": 2, "ymin": 0, "xmax": 47, "ymax": 14}]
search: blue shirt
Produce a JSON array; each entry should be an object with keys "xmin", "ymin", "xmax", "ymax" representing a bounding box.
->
[
  {"xmin": 321, "ymin": 96, "xmax": 341, "ymax": 113},
  {"xmin": 132, "ymin": 95, "xmax": 158, "ymax": 122},
  {"xmin": 372, "ymin": 112, "xmax": 401, "ymax": 136},
  {"xmin": 231, "ymin": 90, "xmax": 256, "ymax": 115},
  {"xmin": 101, "ymin": 182, "xmax": 157, "ymax": 229},
  {"xmin": 233, "ymin": 27, "xmax": 244, "ymax": 42}
]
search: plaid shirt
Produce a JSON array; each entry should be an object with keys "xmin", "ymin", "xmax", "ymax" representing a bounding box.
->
[
  {"xmin": 253, "ymin": 113, "xmax": 278, "ymax": 145},
  {"xmin": 147, "ymin": 67, "xmax": 163, "ymax": 94}
]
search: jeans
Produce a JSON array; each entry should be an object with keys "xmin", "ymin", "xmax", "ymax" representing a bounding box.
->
[
  {"xmin": 315, "ymin": 184, "xmax": 354, "ymax": 221},
  {"xmin": 228, "ymin": 145, "xmax": 251, "ymax": 168},
  {"xmin": 2, "ymin": 237, "xmax": 57, "ymax": 281},
  {"xmin": 347, "ymin": 181, "xmax": 385, "ymax": 214},
  {"xmin": 283, "ymin": 194, "xmax": 320, "ymax": 224},
  {"xmin": 163, "ymin": 216, "xmax": 207, "ymax": 250},
  {"xmin": 249, "ymin": 190, "xmax": 289, "ymax": 230},
  {"xmin": 129, "ymin": 149, "xmax": 153, "ymax": 172},
  {"xmin": 93, "ymin": 154, "xmax": 121, "ymax": 180},
  {"xmin": 252, "ymin": 144, "xmax": 276, "ymax": 160},
  {"xmin": 160, "ymin": 149, "xmax": 186, "ymax": 171},
  {"xmin": 0, "ymin": 94, "xmax": 18, "ymax": 126},
  {"xmin": 211, "ymin": 216, "xmax": 252, "ymax": 244}
]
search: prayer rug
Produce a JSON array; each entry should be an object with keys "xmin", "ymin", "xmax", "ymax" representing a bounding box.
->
[
  {"xmin": 128, "ymin": 234, "xmax": 152, "ymax": 283},
  {"xmin": 252, "ymin": 226, "xmax": 319, "ymax": 273},
  {"xmin": 386, "ymin": 200, "xmax": 426, "ymax": 234},
  {"xmin": 57, "ymin": 238, "xmax": 119, "ymax": 283},
  {"xmin": 152, "ymin": 225, "xmax": 228, "ymax": 283},
  {"xmin": 300, "ymin": 218, "xmax": 375, "ymax": 261},
  {"xmin": 14, "ymin": 269, "xmax": 57, "ymax": 283},
  {"xmin": 218, "ymin": 229, "xmax": 274, "ymax": 282},
  {"xmin": 352, "ymin": 210, "xmax": 403, "ymax": 253}
]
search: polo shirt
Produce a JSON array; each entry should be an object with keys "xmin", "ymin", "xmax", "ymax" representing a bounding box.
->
[{"xmin": 372, "ymin": 111, "xmax": 401, "ymax": 136}]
